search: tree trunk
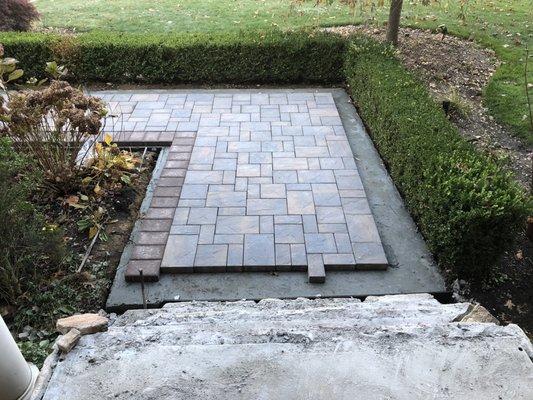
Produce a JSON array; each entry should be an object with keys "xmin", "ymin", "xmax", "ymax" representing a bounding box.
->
[{"xmin": 386, "ymin": 0, "xmax": 403, "ymax": 46}]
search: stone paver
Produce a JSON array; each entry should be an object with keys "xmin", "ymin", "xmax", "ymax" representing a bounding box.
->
[{"xmin": 95, "ymin": 90, "xmax": 388, "ymax": 281}]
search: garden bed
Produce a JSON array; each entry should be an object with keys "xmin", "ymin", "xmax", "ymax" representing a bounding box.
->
[
  {"xmin": 325, "ymin": 25, "xmax": 531, "ymax": 189},
  {"xmin": 1, "ymin": 148, "xmax": 157, "ymax": 366}
]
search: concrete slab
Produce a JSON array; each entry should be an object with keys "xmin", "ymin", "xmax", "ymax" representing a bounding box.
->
[
  {"xmin": 43, "ymin": 295, "xmax": 533, "ymax": 400},
  {"xmin": 106, "ymin": 88, "xmax": 445, "ymax": 310}
]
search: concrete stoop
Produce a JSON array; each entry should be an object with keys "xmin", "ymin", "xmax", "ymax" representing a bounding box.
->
[{"xmin": 42, "ymin": 294, "xmax": 533, "ymax": 400}]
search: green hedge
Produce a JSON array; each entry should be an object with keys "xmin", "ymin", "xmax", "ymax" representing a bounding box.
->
[
  {"xmin": 0, "ymin": 31, "xmax": 347, "ymax": 84},
  {"xmin": 0, "ymin": 32, "xmax": 58, "ymax": 79},
  {"xmin": 345, "ymin": 38, "xmax": 530, "ymax": 279},
  {"xmin": 1, "ymin": 31, "xmax": 530, "ymax": 279}
]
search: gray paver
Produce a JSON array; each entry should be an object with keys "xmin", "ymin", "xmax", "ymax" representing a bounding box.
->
[
  {"xmin": 194, "ymin": 245, "xmax": 227, "ymax": 270},
  {"xmin": 316, "ymin": 207, "xmax": 345, "ymax": 224},
  {"xmin": 216, "ymin": 216, "xmax": 260, "ymax": 234},
  {"xmin": 161, "ymin": 235, "xmax": 198, "ymax": 272},
  {"xmin": 188, "ymin": 207, "xmax": 217, "ymax": 225},
  {"xmin": 305, "ymin": 233, "xmax": 337, "ymax": 254},
  {"xmin": 346, "ymin": 215, "xmax": 381, "ymax": 243},
  {"xmin": 311, "ymin": 184, "xmax": 341, "ymax": 206},
  {"xmin": 206, "ymin": 191, "xmax": 246, "ymax": 207},
  {"xmin": 287, "ymin": 191, "xmax": 315, "ymax": 215},
  {"xmin": 180, "ymin": 185, "xmax": 208, "ymax": 199},
  {"xmin": 275, "ymin": 243, "xmax": 292, "ymax": 268},
  {"xmin": 260, "ymin": 216, "xmax": 274, "ymax": 234},
  {"xmin": 353, "ymin": 243, "xmax": 388, "ymax": 270},
  {"xmin": 96, "ymin": 89, "xmax": 389, "ymax": 278},
  {"xmin": 227, "ymin": 244, "xmax": 243, "ymax": 269},
  {"xmin": 307, "ymin": 254, "xmax": 326, "ymax": 283},
  {"xmin": 198, "ymin": 225, "xmax": 215, "ymax": 244},
  {"xmin": 247, "ymin": 199, "xmax": 287, "ymax": 216},
  {"xmin": 184, "ymin": 171, "xmax": 223, "ymax": 184},
  {"xmin": 290, "ymin": 244, "xmax": 307, "ymax": 268},
  {"xmin": 274, "ymin": 224, "xmax": 304, "ymax": 244},
  {"xmin": 260, "ymin": 184, "xmax": 286, "ymax": 199},
  {"xmin": 244, "ymin": 234, "xmax": 275, "ymax": 268}
]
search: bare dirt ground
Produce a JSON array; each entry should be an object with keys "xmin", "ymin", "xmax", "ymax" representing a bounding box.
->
[
  {"xmin": 325, "ymin": 25, "xmax": 533, "ymax": 337},
  {"xmin": 325, "ymin": 25, "xmax": 532, "ymax": 190}
]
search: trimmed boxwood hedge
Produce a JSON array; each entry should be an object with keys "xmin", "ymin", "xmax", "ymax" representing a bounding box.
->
[
  {"xmin": 345, "ymin": 38, "xmax": 530, "ymax": 278},
  {"xmin": 0, "ymin": 31, "xmax": 347, "ymax": 84},
  {"xmin": 0, "ymin": 31, "xmax": 530, "ymax": 279}
]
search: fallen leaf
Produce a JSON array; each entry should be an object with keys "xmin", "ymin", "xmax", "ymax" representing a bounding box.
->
[{"xmin": 65, "ymin": 195, "xmax": 79, "ymax": 205}]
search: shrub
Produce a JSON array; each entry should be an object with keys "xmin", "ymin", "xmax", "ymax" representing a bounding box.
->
[
  {"xmin": 0, "ymin": 138, "xmax": 64, "ymax": 305},
  {"xmin": 0, "ymin": 33, "xmax": 57, "ymax": 78},
  {"xmin": 1, "ymin": 76, "xmax": 107, "ymax": 194},
  {"xmin": 0, "ymin": 31, "xmax": 347, "ymax": 84},
  {"xmin": 345, "ymin": 38, "xmax": 531, "ymax": 279},
  {"xmin": 0, "ymin": 0, "xmax": 40, "ymax": 32}
]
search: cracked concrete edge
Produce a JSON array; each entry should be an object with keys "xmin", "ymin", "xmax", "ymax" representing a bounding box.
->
[
  {"xmin": 34, "ymin": 296, "xmax": 533, "ymax": 400},
  {"xmin": 30, "ymin": 346, "xmax": 59, "ymax": 400}
]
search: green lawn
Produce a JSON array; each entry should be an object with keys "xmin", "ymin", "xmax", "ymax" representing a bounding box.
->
[{"xmin": 33, "ymin": 0, "xmax": 532, "ymax": 141}]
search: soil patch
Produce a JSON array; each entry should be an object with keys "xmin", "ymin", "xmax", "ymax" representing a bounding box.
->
[
  {"xmin": 461, "ymin": 231, "xmax": 533, "ymax": 338},
  {"xmin": 4, "ymin": 149, "xmax": 157, "ymax": 365},
  {"xmin": 324, "ymin": 25, "xmax": 532, "ymax": 190}
]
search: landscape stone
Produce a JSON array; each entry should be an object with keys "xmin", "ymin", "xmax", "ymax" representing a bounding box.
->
[
  {"xmin": 56, "ymin": 328, "xmax": 82, "ymax": 353},
  {"xmin": 56, "ymin": 314, "xmax": 108, "ymax": 335}
]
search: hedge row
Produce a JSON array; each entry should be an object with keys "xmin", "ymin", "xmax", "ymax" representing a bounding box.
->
[
  {"xmin": 345, "ymin": 38, "xmax": 530, "ymax": 278},
  {"xmin": 1, "ymin": 31, "xmax": 530, "ymax": 279},
  {"xmin": 0, "ymin": 31, "xmax": 347, "ymax": 84}
]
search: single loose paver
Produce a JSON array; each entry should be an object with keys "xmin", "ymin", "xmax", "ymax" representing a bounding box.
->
[{"xmin": 96, "ymin": 90, "xmax": 388, "ymax": 282}]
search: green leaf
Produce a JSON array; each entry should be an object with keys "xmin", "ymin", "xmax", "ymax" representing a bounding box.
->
[{"xmin": 7, "ymin": 69, "xmax": 23, "ymax": 82}]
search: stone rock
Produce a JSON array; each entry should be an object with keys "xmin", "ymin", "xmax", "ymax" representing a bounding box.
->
[
  {"xmin": 56, "ymin": 329, "xmax": 81, "ymax": 353},
  {"xmin": 56, "ymin": 314, "xmax": 108, "ymax": 335},
  {"xmin": 455, "ymin": 304, "xmax": 499, "ymax": 324}
]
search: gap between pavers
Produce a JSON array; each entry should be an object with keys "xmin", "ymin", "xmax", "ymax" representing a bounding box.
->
[{"xmin": 105, "ymin": 88, "xmax": 446, "ymax": 311}]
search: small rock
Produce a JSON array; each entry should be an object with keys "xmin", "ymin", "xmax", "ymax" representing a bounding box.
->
[
  {"xmin": 56, "ymin": 313, "xmax": 109, "ymax": 335},
  {"xmin": 56, "ymin": 329, "xmax": 82, "ymax": 353},
  {"xmin": 460, "ymin": 304, "xmax": 499, "ymax": 324},
  {"xmin": 18, "ymin": 331, "xmax": 29, "ymax": 340}
]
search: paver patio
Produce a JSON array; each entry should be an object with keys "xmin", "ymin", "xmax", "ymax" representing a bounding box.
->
[{"xmin": 96, "ymin": 90, "xmax": 388, "ymax": 283}]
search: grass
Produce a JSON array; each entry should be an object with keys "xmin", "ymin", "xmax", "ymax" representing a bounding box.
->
[{"xmin": 32, "ymin": 0, "xmax": 532, "ymax": 142}]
